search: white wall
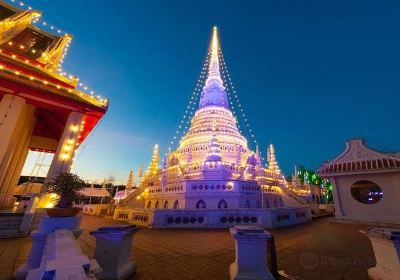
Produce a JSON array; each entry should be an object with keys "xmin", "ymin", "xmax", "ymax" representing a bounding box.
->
[{"xmin": 332, "ymin": 172, "xmax": 400, "ymax": 224}]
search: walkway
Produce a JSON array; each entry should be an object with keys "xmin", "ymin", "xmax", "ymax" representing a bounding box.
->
[{"xmin": 0, "ymin": 215, "xmax": 375, "ymax": 280}]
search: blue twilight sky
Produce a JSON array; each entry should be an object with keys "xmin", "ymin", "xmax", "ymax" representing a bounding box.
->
[{"xmin": 20, "ymin": 0, "xmax": 400, "ymax": 183}]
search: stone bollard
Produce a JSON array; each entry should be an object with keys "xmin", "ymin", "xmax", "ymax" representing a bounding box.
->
[
  {"xmin": 14, "ymin": 215, "xmax": 82, "ymax": 280},
  {"xmin": 229, "ymin": 225, "xmax": 275, "ymax": 280},
  {"xmin": 90, "ymin": 225, "xmax": 140, "ymax": 279},
  {"xmin": 362, "ymin": 228, "xmax": 400, "ymax": 280}
]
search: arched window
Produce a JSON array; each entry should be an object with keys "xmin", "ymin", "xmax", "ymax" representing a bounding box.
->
[
  {"xmin": 173, "ymin": 200, "xmax": 179, "ymax": 209},
  {"xmin": 196, "ymin": 200, "xmax": 206, "ymax": 209},
  {"xmin": 155, "ymin": 201, "xmax": 159, "ymax": 209},
  {"xmin": 147, "ymin": 201, "xmax": 151, "ymax": 209},
  {"xmin": 265, "ymin": 200, "xmax": 270, "ymax": 208},
  {"xmin": 256, "ymin": 200, "xmax": 261, "ymax": 208},
  {"xmin": 245, "ymin": 200, "xmax": 250, "ymax": 208},
  {"xmin": 273, "ymin": 199, "xmax": 278, "ymax": 208},
  {"xmin": 163, "ymin": 201, "xmax": 169, "ymax": 209},
  {"xmin": 218, "ymin": 199, "xmax": 227, "ymax": 209}
]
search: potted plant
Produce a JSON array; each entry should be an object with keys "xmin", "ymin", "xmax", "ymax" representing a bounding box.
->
[{"xmin": 44, "ymin": 172, "xmax": 86, "ymax": 217}]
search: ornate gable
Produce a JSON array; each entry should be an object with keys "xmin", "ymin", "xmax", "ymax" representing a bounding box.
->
[{"xmin": 319, "ymin": 139, "xmax": 400, "ymax": 175}]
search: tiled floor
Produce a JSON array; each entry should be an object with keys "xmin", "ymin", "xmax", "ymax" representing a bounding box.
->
[{"xmin": 0, "ymin": 215, "xmax": 375, "ymax": 280}]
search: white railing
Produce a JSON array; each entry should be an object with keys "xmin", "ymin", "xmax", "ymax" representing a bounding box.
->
[{"xmin": 113, "ymin": 206, "xmax": 311, "ymax": 229}]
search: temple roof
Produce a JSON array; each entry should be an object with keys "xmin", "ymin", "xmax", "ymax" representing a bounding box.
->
[
  {"xmin": 0, "ymin": 1, "xmax": 108, "ymax": 148},
  {"xmin": 0, "ymin": 1, "xmax": 107, "ymax": 110},
  {"xmin": 80, "ymin": 187, "xmax": 110, "ymax": 197},
  {"xmin": 319, "ymin": 139, "xmax": 400, "ymax": 176}
]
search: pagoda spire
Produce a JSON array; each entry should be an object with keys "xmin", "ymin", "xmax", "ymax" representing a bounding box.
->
[
  {"xmin": 199, "ymin": 26, "xmax": 229, "ymax": 109},
  {"xmin": 126, "ymin": 169, "xmax": 135, "ymax": 189},
  {"xmin": 138, "ymin": 163, "xmax": 144, "ymax": 179},
  {"xmin": 293, "ymin": 164, "xmax": 298, "ymax": 182},
  {"xmin": 147, "ymin": 144, "xmax": 159, "ymax": 176},
  {"xmin": 267, "ymin": 144, "xmax": 281, "ymax": 174},
  {"xmin": 205, "ymin": 26, "xmax": 223, "ymax": 86}
]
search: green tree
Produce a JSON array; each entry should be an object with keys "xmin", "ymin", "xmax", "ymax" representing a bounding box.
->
[{"xmin": 45, "ymin": 173, "xmax": 87, "ymax": 208}]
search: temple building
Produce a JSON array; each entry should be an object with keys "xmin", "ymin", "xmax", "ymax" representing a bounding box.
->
[
  {"xmin": 0, "ymin": 2, "xmax": 107, "ymax": 208},
  {"xmin": 319, "ymin": 139, "xmax": 400, "ymax": 225},
  {"xmin": 114, "ymin": 27, "xmax": 311, "ymax": 228}
]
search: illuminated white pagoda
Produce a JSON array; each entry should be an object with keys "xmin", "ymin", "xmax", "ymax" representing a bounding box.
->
[{"xmin": 114, "ymin": 27, "xmax": 311, "ymax": 228}]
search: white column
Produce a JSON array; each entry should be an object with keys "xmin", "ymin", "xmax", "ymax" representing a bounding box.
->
[
  {"xmin": 0, "ymin": 94, "xmax": 35, "ymax": 208},
  {"xmin": 0, "ymin": 94, "xmax": 26, "ymax": 161},
  {"xmin": 229, "ymin": 225, "xmax": 275, "ymax": 280},
  {"xmin": 46, "ymin": 111, "xmax": 84, "ymax": 181},
  {"xmin": 0, "ymin": 110, "xmax": 35, "ymax": 205}
]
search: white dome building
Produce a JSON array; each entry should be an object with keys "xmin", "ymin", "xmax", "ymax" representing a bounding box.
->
[{"xmin": 114, "ymin": 27, "xmax": 311, "ymax": 228}]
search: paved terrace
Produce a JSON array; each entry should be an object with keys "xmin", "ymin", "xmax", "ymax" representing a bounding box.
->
[{"xmin": 0, "ymin": 215, "xmax": 375, "ymax": 280}]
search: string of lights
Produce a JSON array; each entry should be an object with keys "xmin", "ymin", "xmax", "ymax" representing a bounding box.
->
[
  {"xmin": 8, "ymin": 0, "xmax": 67, "ymax": 35},
  {"xmin": 217, "ymin": 39, "xmax": 264, "ymax": 162},
  {"xmin": 71, "ymin": 115, "xmax": 106, "ymax": 171},
  {"xmin": 166, "ymin": 47, "xmax": 211, "ymax": 154}
]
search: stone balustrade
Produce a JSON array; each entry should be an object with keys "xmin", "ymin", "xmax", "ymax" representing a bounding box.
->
[
  {"xmin": 78, "ymin": 204, "xmax": 110, "ymax": 216},
  {"xmin": 15, "ymin": 215, "xmax": 83, "ymax": 279},
  {"xmin": 113, "ymin": 206, "xmax": 311, "ymax": 228},
  {"xmin": 362, "ymin": 228, "xmax": 400, "ymax": 280},
  {"xmin": 26, "ymin": 229, "xmax": 92, "ymax": 280}
]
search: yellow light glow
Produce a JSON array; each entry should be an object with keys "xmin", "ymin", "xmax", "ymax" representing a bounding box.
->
[
  {"xmin": 61, "ymin": 153, "xmax": 69, "ymax": 160},
  {"xmin": 50, "ymin": 193, "xmax": 58, "ymax": 199}
]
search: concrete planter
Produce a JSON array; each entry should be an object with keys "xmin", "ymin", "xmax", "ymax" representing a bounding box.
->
[{"xmin": 46, "ymin": 207, "xmax": 81, "ymax": 217}]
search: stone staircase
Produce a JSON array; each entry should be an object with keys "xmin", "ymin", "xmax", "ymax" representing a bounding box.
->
[
  {"xmin": 121, "ymin": 188, "xmax": 145, "ymax": 208},
  {"xmin": 280, "ymin": 185, "xmax": 309, "ymax": 207},
  {"xmin": 0, "ymin": 212, "xmax": 26, "ymax": 238}
]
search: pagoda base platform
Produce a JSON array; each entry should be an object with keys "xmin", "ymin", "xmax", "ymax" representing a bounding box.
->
[{"xmin": 112, "ymin": 206, "xmax": 311, "ymax": 229}]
